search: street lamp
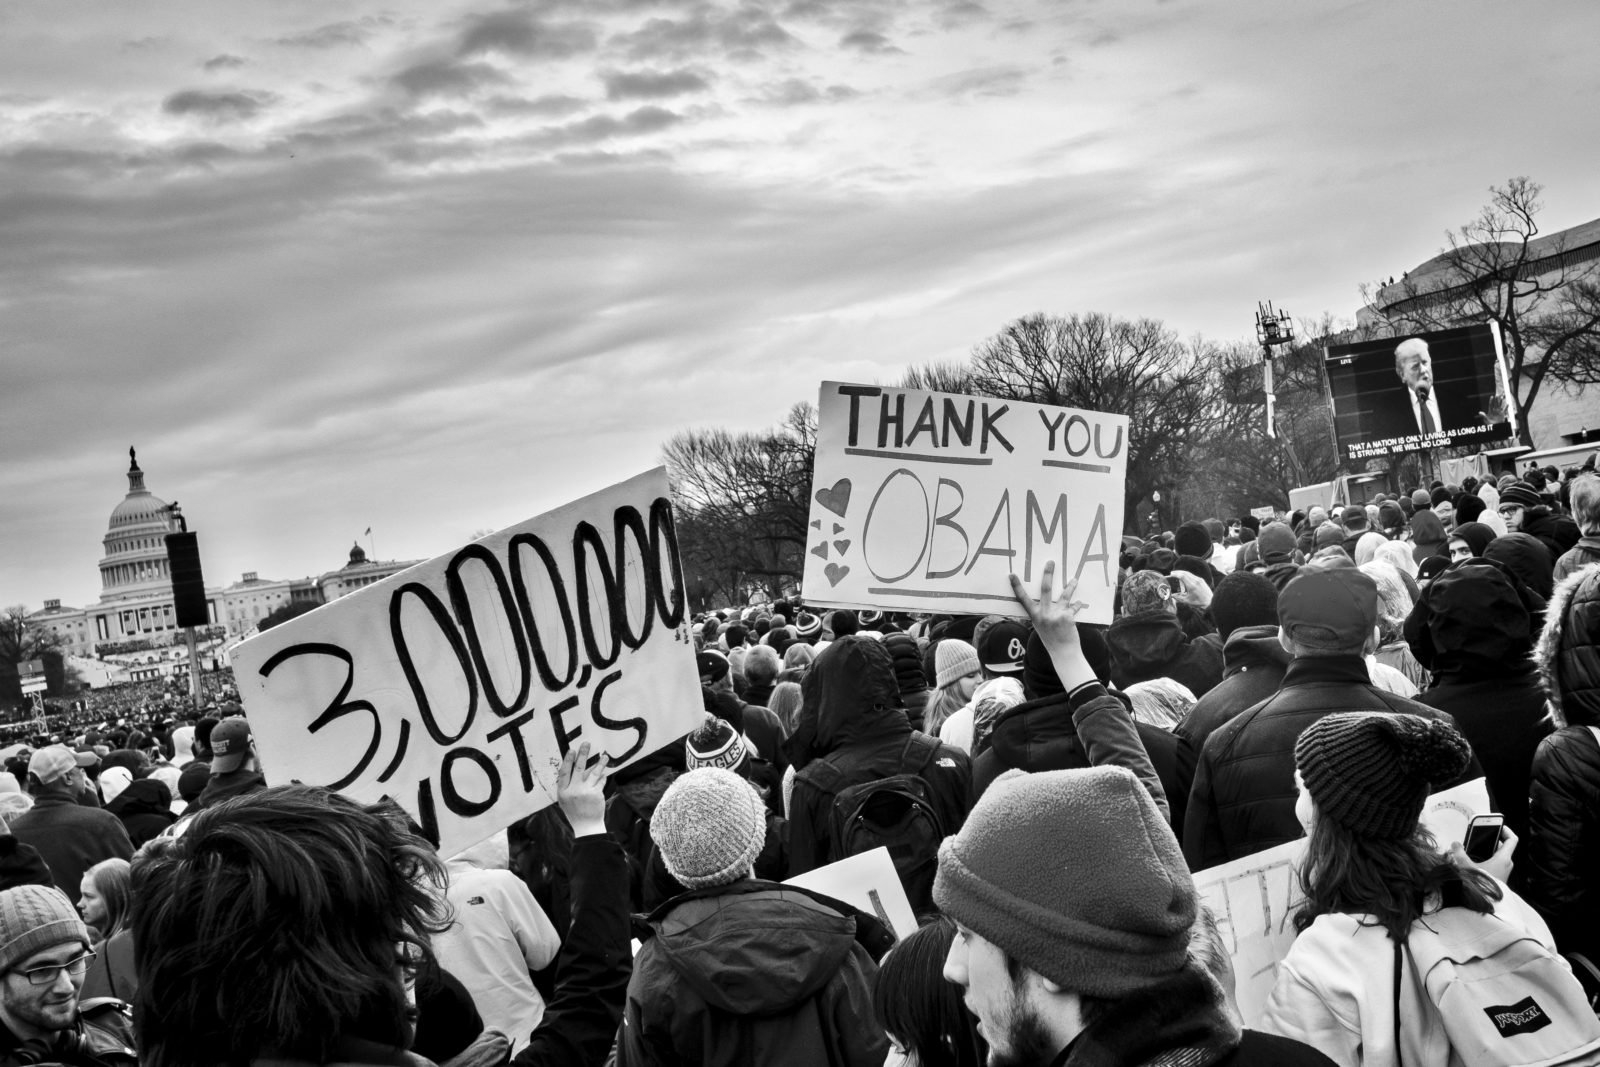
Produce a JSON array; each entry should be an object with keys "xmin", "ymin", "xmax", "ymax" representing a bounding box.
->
[{"xmin": 1254, "ymin": 302, "xmax": 1295, "ymax": 438}]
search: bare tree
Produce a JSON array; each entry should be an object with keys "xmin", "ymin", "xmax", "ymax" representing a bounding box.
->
[
  {"xmin": 1366, "ymin": 177, "xmax": 1600, "ymax": 445},
  {"xmin": 0, "ymin": 605, "xmax": 64, "ymax": 707},
  {"xmin": 898, "ymin": 359, "xmax": 973, "ymax": 394},
  {"xmin": 663, "ymin": 403, "xmax": 816, "ymax": 610}
]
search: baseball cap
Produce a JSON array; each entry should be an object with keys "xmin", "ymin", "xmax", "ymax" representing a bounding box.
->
[
  {"xmin": 26, "ymin": 745, "xmax": 96, "ymax": 786},
  {"xmin": 695, "ymin": 650, "xmax": 730, "ymax": 684},
  {"xmin": 209, "ymin": 717, "xmax": 254, "ymax": 774},
  {"xmin": 977, "ymin": 619, "xmax": 1029, "ymax": 675},
  {"xmin": 1278, "ymin": 568, "xmax": 1378, "ymax": 653}
]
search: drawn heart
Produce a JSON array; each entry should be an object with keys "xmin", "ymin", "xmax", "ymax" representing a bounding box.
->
[
  {"xmin": 815, "ymin": 479, "xmax": 852, "ymax": 517},
  {"xmin": 810, "ymin": 543, "xmax": 828, "ymax": 559},
  {"xmin": 832, "ymin": 523, "xmax": 844, "ymax": 535},
  {"xmin": 810, "ymin": 519, "xmax": 822, "ymax": 530},
  {"xmin": 824, "ymin": 562, "xmax": 850, "ymax": 586},
  {"xmin": 833, "ymin": 539, "xmax": 851, "ymax": 555}
]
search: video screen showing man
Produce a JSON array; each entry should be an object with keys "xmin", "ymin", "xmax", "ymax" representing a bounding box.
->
[{"xmin": 1325, "ymin": 323, "xmax": 1515, "ymax": 463}]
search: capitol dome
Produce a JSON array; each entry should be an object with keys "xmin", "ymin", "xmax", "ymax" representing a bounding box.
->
[{"xmin": 99, "ymin": 448, "xmax": 181, "ymax": 603}]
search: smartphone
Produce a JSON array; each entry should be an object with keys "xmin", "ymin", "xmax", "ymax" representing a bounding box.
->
[
  {"xmin": 1166, "ymin": 575, "xmax": 1183, "ymax": 593},
  {"xmin": 1464, "ymin": 814, "xmax": 1504, "ymax": 862}
]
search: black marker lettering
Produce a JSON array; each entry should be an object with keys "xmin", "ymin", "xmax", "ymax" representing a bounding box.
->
[
  {"xmin": 440, "ymin": 747, "xmax": 500, "ymax": 818},
  {"xmin": 258, "ymin": 642, "xmax": 381, "ymax": 791},
  {"xmin": 1073, "ymin": 503, "xmax": 1111, "ymax": 586},
  {"xmin": 942, "ymin": 399, "xmax": 974, "ymax": 447},
  {"xmin": 508, "ymin": 533, "xmax": 577, "ymax": 691},
  {"xmin": 1062, "ymin": 415, "xmax": 1091, "ymax": 457},
  {"xmin": 878, "ymin": 392, "xmax": 906, "ymax": 448},
  {"xmin": 487, "ymin": 709, "xmax": 540, "ymax": 793},
  {"xmin": 1094, "ymin": 422, "xmax": 1124, "ymax": 460},
  {"xmin": 391, "ymin": 582, "xmax": 478, "ymax": 746},
  {"xmin": 926, "ymin": 478, "xmax": 968, "ymax": 580},
  {"xmin": 965, "ymin": 489, "xmax": 1016, "ymax": 574},
  {"xmin": 590, "ymin": 669, "xmax": 647, "ymax": 766},
  {"xmin": 1024, "ymin": 490, "xmax": 1069, "ymax": 583},
  {"xmin": 904, "ymin": 396, "xmax": 938, "ymax": 448},
  {"xmin": 548, "ymin": 695, "xmax": 582, "ymax": 757},
  {"xmin": 980, "ymin": 403, "xmax": 1014, "ymax": 453},
  {"xmin": 862, "ymin": 468, "xmax": 930, "ymax": 583},
  {"xmin": 840, "ymin": 385, "xmax": 881, "ymax": 447},
  {"xmin": 1038, "ymin": 409, "xmax": 1065, "ymax": 450},
  {"xmin": 446, "ymin": 545, "xmax": 530, "ymax": 719}
]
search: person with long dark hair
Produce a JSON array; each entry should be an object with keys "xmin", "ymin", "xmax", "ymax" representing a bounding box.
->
[
  {"xmin": 872, "ymin": 917, "xmax": 985, "ymax": 1067},
  {"xmin": 1259, "ymin": 713, "xmax": 1556, "ymax": 1067}
]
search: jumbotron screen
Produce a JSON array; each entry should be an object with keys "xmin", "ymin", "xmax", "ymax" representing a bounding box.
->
[{"xmin": 1324, "ymin": 322, "xmax": 1516, "ymax": 463}]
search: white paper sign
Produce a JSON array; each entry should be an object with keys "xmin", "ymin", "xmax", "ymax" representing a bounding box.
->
[
  {"xmin": 802, "ymin": 382, "xmax": 1130, "ymax": 624},
  {"xmin": 786, "ymin": 846, "xmax": 918, "ymax": 942},
  {"xmin": 232, "ymin": 468, "xmax": 704, "ymax": 857},
  {"xmin": 1194, "ymin": 777, "xmax": 1491, "ymax": 1027}
]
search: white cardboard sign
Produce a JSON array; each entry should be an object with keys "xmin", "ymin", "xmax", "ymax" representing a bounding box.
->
[
  {"xmin": 232, "ymin": 468, "xmax": 704, "ymax": 857},
  {"xmin": 785, "ymin": 846, "xmax": 918, "ymax": 942},
  {"xmin": 802, "ymin": 382, "xmax": 1129, "ymax": 624},
  {"xmin": 1194, "ymin": 777, "xmax": 1490, "ymax": 1027}
]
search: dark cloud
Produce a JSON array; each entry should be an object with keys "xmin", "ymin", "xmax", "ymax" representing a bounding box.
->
[
  {"xmin": 615, "ymin": 9, "xmax": 796, "ymax": 62},
  {"xmin": 840, "ymin": 30, "xmax": 903, "ymax": 54},
  {"xmin": 202, "ymin": 54, "xmax": 246, "ymax": 72},
  {"xmin": 602, "ymin": 68, "xmax": 711, "ymax": 100},
  {"xmin": 392, "ymin": 59, "xmax": 511, "ymax": 98},
  {"xmin": 457, "ymin": 10, "xmax": 599, "ymax": 58},
  {"xmin": 486, "ymin": 93, "xmax": 589, "ymax": 117},
  {"xmin": 755, "ymin": 78, "xmax": 860, "ymax": 106},
  {"xmin": 162, "ymin": 89, "xmax": 277, "ymax": 121},
  {"xmin": 931, "ymin": 65, "xmax": 1028, "ymax": 98},
  {"xmin": 274, "ymin": 16, "xmax": 393, "ymax": 49},
  {"xmin": 514, "ymin": 105, "xmax": 684, "ymax": 152}
]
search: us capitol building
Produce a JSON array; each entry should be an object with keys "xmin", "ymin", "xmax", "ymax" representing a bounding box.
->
[{"xmin": 27, "ymin": 450, "xmax": 419, "ymax": 668}]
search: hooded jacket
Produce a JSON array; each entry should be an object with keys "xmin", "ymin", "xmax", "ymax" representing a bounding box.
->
[
  {"xmin": 618, "ymin": 881, "xmax": 889, "ymax": 1067},
  {"xmin": 784, "ymin": 636, "xmax": 969, "ymax": 878},
  {"xmin": 1106, "ymin": 609, "xmax": 1225, "ymax": 698},
  {"xmin": 1554, "ymin": 533, "xmax": 1600, "ymax": 583},
  {"xmin": 1409, "ymin": 510, "xmax": 1448, "ymax": 564},
  {"xmin": 1520, "ymin": 505, "xmax": 1581, "ymax": 564},
  {"xmin": 105, "ymin": 777, "xmax": 176, "ymax": 848},
  {"xmin": 1523, "ymin": 562, "xmax": 1600, "ymax": 958},
  {"xmin": 1408, "ymin": 563, "xmax": 1551, "ymax": 845},
  {"xmin": 1176, "ymin": 625, "xmax": 1294, "ymax": 760}
]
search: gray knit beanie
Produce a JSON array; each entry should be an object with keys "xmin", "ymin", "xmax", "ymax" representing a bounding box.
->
[
  {"xmin": 935, "ymin": 639, "xmax": 980, "ymax": 690},
  {"xmin": 0, "ymin": 885, "xmax": 91, "ymax": 974},
  {"xmin": 650, "ymin": 768, "xmax": 766, "ymax": 889},
  {"xmin": 934, "ymin": 766, "xmax": 1196, "ymax": 997}
]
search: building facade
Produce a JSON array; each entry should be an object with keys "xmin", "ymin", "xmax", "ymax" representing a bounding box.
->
[{"xmin": 26, "ymin": 451, "xmax": 420, "ymax": 664}]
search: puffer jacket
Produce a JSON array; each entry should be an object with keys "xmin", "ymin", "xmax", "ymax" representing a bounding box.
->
[
  {"xmin": 1521, "ymin": 506, "xmax": 1581, "ymax": 566},
  {"xmin": 1177, "ymin": 624, "xmax": 1293, "ymax": 758},
  {"xmin": 1524, "ymin": 563, "xmax": 1600, "ymax": 958},
  {"xmin": 784, "ymin": 637, "xmax": 969, "ymax": 878},
  {"xmin": 1106, "ymin": 609, "xmax": 1225, "ymax": 697},
  {"xmin": 618, "ymin": 882, "xmax": 889, "ymax": 1067},
  {"xmin": 1182, "ymin": 656, "xmax": 1481, "ymax": 871}
]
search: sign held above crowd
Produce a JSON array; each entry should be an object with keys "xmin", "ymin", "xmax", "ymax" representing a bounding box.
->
[
  {"xmin": 232, "ymin": 468, "xmax": 703, "ymax": 857},
  {"xmin": 803, "ymin": 382, "xmax": 1129, "ymax": 625}
]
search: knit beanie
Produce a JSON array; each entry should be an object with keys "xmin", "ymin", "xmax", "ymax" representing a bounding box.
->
[
  {"xmin": 933, "ymin": 766, "xmax": 1196, "ymax": 997},
  {"xmin": 0, "ymin": 886, "xmax": 91, "ymax": 974},
  {"xmin": 935, "ymin": 639, "xmax": 981, "ymax": 689},
  {"xmin": 1411, "ymin": 488, "xmax": 1433, "ymax": 508},
  {"xmin": 1377, "ymin": 501, "xmax": 1406, "ymax": 532},
  {"xmin": 1294, "ymin": 712, "xmax": 1472, "ymax": 839},
  {"xmin": 1430, "ymin": 486, "xmax": 1454, "ymax": 508},
  {"xmin": 1210, "ymin": 571, "xmax": 1280, "ymax": 641},
  {"xmin": 684, "ymin": 714, "xmax": 751, "ymax": 773},
  {"xmin": 1257, "ymin": 522, "xmax": 1297, "ymax": 566},
  {"xmin": 650, "ymin": 768, "xmax": 766, "ymax": 889},
  {"xmin": 1174, "ymin": 521, "xmax": 1212, "ymax": 560},
  {"xmin": 793, "ymin": 611, "xmax": 822, "ymax": 643},
  {"xmin": 1313, "ymin": 522, "xmax": 1344, "ymax": 551},
  {"xmin": 1240, "ymin": 515, "xmax": 1261, "ymax": 535},
  {"xmin": 1147, "ymin": 547, "xmax": 1178, "ymax": 574},
  {"xmin": 1498, "ymin": 482, "xmax": 1542, "ymax": 510},
  {"xmin": 829, "ymin": 610, "xmax": 859, "ymax": 638},
  {"xmin": 1454, "ymin": 494, "xmax": 1486, "ymax": 524}
]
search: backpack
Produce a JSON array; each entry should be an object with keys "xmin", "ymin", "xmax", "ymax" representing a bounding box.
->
[
  {"xmin": 1397, "ymin": 906, "xmax": 1600, "ymax": 1067},
  {"xmin": 798, "ymin": 732, "xmax": 948, "ymax": 913}
]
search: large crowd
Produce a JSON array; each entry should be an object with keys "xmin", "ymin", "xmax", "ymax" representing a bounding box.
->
[{"xmin": 0, "ymin": 463, "xmax": 1597, "ymax": 1067}]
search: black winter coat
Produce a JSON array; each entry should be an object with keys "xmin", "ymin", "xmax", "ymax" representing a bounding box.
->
[
  {"xmin": 1176, "ymin": 625, "xmax": 1293, "ymax": 759},
  {"xmin": 1182, "ymin": 656, "xmax": 1481, "ymax": 871},
  {"xmin": 1106, "ymin": 610, "xmax": 1225, "ymax": 697},
  {"xmin": 784, "ymin": 637, "xmax": 970, "ymax": 878},
  {"xmin": 1525, "ymin": 563, "xmax": 1600, "ymax": 959}
]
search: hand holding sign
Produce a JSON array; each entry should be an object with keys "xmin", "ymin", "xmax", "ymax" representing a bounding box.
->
[{"xmin": 558, "ymin": 740, "xmax": 608, "ymax": 837}]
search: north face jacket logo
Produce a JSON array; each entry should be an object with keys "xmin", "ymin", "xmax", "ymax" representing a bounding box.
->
[{"xmin": 1484, "ymin": 997, "xmax": 1552, "ymax": 1037}]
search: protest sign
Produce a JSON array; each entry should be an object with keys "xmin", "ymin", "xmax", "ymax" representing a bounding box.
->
[
  {"xmin": 1249, "ymin": 506, "xmax": 1275, "ymax": 522},
  {"xmin": 786, "ymin": 846, "xmax": 918, "ymax": 942},
  {"xmin": 232, "ymin": 468, "xmax": 703, "ymax": 857},
  {"xmin": 1194, "ymin": 777, "xmax": 1489, "ymax": 1027},
  {"xmin": 802, "ymin": 382, "xmax": 1129, "ymax": 624}
]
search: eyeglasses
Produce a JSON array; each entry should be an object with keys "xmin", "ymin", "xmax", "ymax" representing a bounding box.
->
[{"xmin": 13, "ymin": 951, "xmax": 96, "ymax": 986}]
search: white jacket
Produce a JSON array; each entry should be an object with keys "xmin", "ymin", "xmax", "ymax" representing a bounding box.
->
[{"xmin": 1258, "ymin": 882, "xmax": 1556, "ymax": 1067}]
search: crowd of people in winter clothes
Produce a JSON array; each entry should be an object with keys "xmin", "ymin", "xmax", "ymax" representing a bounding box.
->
[{"xmin": 0, "ymin": 462, "xmax": 1597, "ymax": 1066}]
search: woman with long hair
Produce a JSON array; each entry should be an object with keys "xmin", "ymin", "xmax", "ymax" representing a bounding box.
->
[
  {"xmin": 80, "ymin": 858, "xmax": 136, "ymax": 1001},
  {"xmin": 1259, "ymin": 713, "xmax": 1561, "ymax": 1067},
  {"xmin": 872, "ymin": 917, "xmax": 985, "ymax": 1067},
  {"xmin": 925, "ymin": 640, "xmax": 980, "ymax": 738}
]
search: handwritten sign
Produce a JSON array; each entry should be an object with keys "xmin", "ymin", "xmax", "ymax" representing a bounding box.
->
[
  {"xmin": 786, "ymin": 846, "xmax": 918, "ymax": 942},
  {"xmin": 1194, "ymin": 777, "xmax": 1490, "ymax": 1026},
  {"xmin": 802, "ymin": 382, "xmax": 1129, "ymax": 624},
  {"xmin": 232, "ymin": 469, "xmax": 703, "ymax": 857}
]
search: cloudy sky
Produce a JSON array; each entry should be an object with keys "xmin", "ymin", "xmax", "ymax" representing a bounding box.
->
[{"xmin": 5, "ymin": 0, "xmax": 1599, "ymax": 612}]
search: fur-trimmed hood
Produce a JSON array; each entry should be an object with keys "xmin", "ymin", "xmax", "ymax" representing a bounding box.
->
[{"xmin": 1533, "ymin": 562, "xmax": 1600, "ymax": 727}]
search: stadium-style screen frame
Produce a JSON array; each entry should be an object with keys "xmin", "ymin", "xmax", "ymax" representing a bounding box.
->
[{"xmin": 1323, "ymin": 322, "xmax": 1517, "ymax": 463}]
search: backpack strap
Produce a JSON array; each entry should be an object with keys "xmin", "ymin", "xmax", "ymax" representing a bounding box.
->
[
  {"xmin": 901, "ymin": 731, "xmax": 944, "ymax": 775},
  {"xmin": 1392, "ymin": 937, "xmax": 1405, "ymax": 1067}
]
